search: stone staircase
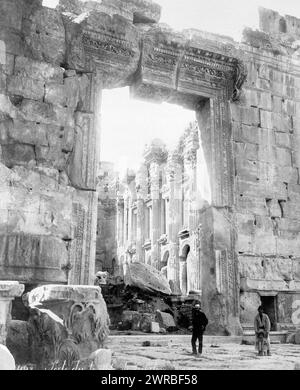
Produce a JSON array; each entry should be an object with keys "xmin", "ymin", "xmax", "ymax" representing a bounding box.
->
[{"xmin": 241, "ymin": 323, "xmax": 289, "ymax": 344}]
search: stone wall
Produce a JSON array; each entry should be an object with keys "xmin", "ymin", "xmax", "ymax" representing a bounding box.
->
[
  {"xmin": 0, "ymin": 0, "xmax": 99, "ymax": 285},
  {"xmin": 232, "ymin": 8, "xmax": 300, "ymax": 325}
]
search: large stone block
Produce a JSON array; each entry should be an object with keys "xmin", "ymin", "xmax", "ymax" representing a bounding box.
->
[
  {"xmin": 18, "ymin": 99, "xmax": 75, "ymax": 128},
  {"xmin": 23, "ymin": 7, "xmax": 66, "ymax": 65},
  {"xmin": 242, "ymin": 89, "xmax": 272, "ymax": 111},
  {"xmin": 0, "ymin": 234, "xmax": 69, "ymax": 283},
  {"xmin": 14, "ymin": 56, "xmax": 64, "ymax": 84},
  {"xmin": 234, "ymin": 142, "xmax": 258, "ymax": 161},
  {"xmin": 7, "ymin": 119, "xmax": 48, "ymax": 146},
  {"xmin": 155, "ymin": 310, "xmax": 176, "ymax": 331},
  {"xmin": 7, "ymin": 74, "xmax": 44, "ymax": 101},
  {"xmin": 0, "ymin": 0, "xmax": 23, "ymax": 31},
  {"xmin": 0, "ymin": 29, "xmax": 24, "ymax": 56},
  {"xmin": 230, "ymin": 105, "xmax": 260, "ymax": 126},
  {"xmin": 1, "ymin": 143, "xmax": 35, "ymax": 168},
  {"xmin": 124, "ymin": 262, "xmax": 172, "ymax": 295},
  {"xmin": 240, "ymin": 256, "xmax": 265, "ymax": 280}
]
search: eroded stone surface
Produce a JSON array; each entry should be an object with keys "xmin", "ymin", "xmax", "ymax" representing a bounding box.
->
[{"xmin": 22, "ymin": 284, "xmax": 110, "ymax": 368}]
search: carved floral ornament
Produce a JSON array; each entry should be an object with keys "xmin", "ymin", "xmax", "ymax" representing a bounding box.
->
[{"xmin": 80, "ymin": 19, "xmax": 247, "ymax": 100}]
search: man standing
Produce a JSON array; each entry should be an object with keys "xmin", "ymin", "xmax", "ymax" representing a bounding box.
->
[
  {"xmin": 254, "ymin": 305, "xmax": 271, "ymax": 356},
  {"xmin": 191, "ymin": 301, "xmax": 208, "ymax": 355}
]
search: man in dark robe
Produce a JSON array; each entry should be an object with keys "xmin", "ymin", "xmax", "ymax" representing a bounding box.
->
[{"xmin": 191, "ymin": 301, "xmax": 208, "ymax": 355}]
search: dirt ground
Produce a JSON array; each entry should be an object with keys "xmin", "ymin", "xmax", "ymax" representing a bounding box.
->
[{"xmin": 109, "ymin": 336, "xmax": 300, "ymax": 370}]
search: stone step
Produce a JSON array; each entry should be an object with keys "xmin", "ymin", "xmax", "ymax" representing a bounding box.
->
[{"xmin": 108, "ymin": 334, "xmax": 243, "ymax": 347}]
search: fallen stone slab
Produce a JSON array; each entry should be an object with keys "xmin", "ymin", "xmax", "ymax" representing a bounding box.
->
[
  {"xmin": 155, "ymin": 310, "xmax": 177, "ymax": 331},
  {"xmin": 124, "ymin": 262, "xmax": 172, "ymax": 295}
]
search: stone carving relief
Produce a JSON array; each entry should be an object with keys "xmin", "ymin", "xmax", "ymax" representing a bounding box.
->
[{"xmin": 25, "ymin": 285, "xmax": 110, "ymax": 369}]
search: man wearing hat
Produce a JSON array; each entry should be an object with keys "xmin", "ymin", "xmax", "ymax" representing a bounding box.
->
[{"xmin": 191, "ymin": 301, "xmax": 208, "ymax": 355}]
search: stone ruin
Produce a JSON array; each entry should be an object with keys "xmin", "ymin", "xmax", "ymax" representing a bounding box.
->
[{"xmin": 0, "ymin": 0, "xmax": 300, "ymax": 368}]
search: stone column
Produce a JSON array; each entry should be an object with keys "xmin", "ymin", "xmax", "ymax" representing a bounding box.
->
[
  {"xmin": 67, "ymin": 74, "xmax": 102, "ymax": 285},
  {"xmin": 135, "ymin": 164, "xmax": 148, "ymax": 264},
  {"xmin": 116, "ymin": 197, "xmax": 124, "ymax": 272},
  {"xmin": 0, "ymin": 282, "xmax": 24, "ymax": 345},
  {"xmin": 123, "ymin": 196, "xmax": 129, "ymax": 247},
  {"xmin": 149, "ymin": 161, "xmax": 160, "ymax": 269},
  {"xmin": 166, "ymin": 151, "xmax": 183, "ymax": 291}
]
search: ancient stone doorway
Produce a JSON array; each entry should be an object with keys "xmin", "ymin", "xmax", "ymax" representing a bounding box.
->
[{"xmin": 261, "ymin": 295, "xmax": 278, "ymax": 331}]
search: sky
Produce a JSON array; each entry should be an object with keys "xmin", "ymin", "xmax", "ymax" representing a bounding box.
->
[{"xmin": 44, "ymin": 0, "xmax": 300, "ymax": 177}]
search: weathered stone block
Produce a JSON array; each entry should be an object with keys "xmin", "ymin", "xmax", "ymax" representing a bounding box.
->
[
  {"xmin": 275, "ymin": 132, "xmax": 291, "ymax": 148},
  {"xmin": 233, "ymin": 123, "xmax": 260, "ymax": 145},
  {"xmin": 273, "ymin": 113, "xmax": 293, "ymax": 133},
  {"xmin": 18, "ymin": 99, "xmax": 75, "ymax": 128},
  {"xmin": 275, "ymin": 147, "xmax": 292, "ymax": 166},
  {"xmin": 23, "ymin": 7, "xmax": 66, "ymax": 65},
  {"xmin": 260, "ymin": 110, "xmax": 272, "ymax": 129},
  {"xmin": 7, "ymin": 74, "xmax": 44, "ymax": 101},
  {"xmin": 243, "ymin": 89, "xmax": 272, "ymax": 111},
  {"xmin": 239, "ymin": 256, "xmax": 265, "ymax": 279},
  {"xmin": 155, "ymin": 310, "xmax": 176, "ymax": 331},
  {"xmin": 235, "ymin": 157, "xmax": 258, "ymax": 182},
  {"xmin": 6, "ymin": 320, "xmax": 30, "ymax": 365},
  {"xmin": 230, "ymin": 105, "xmax": 260, "ymax": 126},
  {"xmin": 0, "ymin": 0, "xmax": 23, "ymax": 31},
  {"xmin": 1, "ymin": 143, "xmax": 35, "ymax": 167},
  {"xmin": 234, "ymin": 142, "xmax": 258, "ymax": 161},
  {"xmin": 14, "ymin": 56, "xmax": 64, "ymax": 84},
  {"xmin": 0, "ymin": 29, "xmax": 24, "ymax": 56},
  {"xmin": 8, "ymin": 119, "xmax": 48, "ymax": 146}
]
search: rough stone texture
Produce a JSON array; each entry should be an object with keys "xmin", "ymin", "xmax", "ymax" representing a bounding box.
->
[
  {"xmin": 124, "ymin": 262, "xmax": 172, "ymax": 295},
  {"xmin": 155, "ymin": 310, "xmax": 176, "ymax": 331},
  {"xmin": 109, "ymin": 334, "xmax": 300, "ymax": 370},
  {"xmin": 0, "ymin": 344, "xmax": 15, "ymax": 370},
  {"xmin": 23, "ymin": 284, "xmax": 110, "ymax": 368},
  {"xmin": 6, "ymin": 320, "xmax": 30, "ymax": 364},
  {"xmin": 236, "ymin": 8, "xmax": 300, "ymax": 331},
  {"xmin": 1, "ymin": 0, "xmax": 300, "ymax": 336},
  {"xmin": 0, "ymin": 282, "xmax": 24, "ymax": 345}
]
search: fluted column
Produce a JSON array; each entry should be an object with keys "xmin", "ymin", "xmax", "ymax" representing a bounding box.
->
[
  {"xmin": 166, "ymin": 151, "xmax": 183, "ymax": 291},
  {"xmin": 149, "ymin": 161, "xmax": 160, "ymax": 269},
  {"xmin": 135, "ymin": 164, "xmax": 148, "ymax": 263}
]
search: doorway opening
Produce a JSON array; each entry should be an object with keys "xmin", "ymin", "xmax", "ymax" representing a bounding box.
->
[{"xmin": 261, "ymin": 295, "xmax": 278, "ymax": 331}]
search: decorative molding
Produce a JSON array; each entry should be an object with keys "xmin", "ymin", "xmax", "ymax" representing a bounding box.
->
[{"xmin": 82, "ymin": 30, "xmax": 135, "ymax": 59}]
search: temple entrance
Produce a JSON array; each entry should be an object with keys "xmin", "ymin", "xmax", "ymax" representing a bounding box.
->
[{"xmin": 261, "ymin": 295, "xmax": 278, "ymax": 331}]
